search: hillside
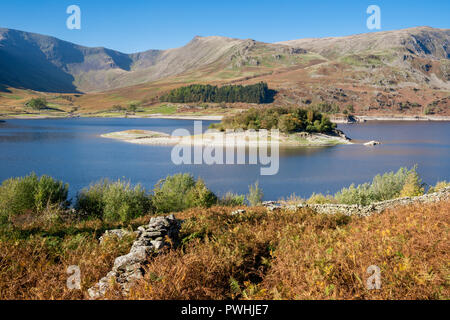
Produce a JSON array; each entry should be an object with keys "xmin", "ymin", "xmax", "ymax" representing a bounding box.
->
[
  {"xmin": 0, "ymin": 28, "xmax": 306, "ymax": 93},
  {"xmin": 0, "ymin": 26, "xmax": 449, "ymax": 117},
  {"xmin": 1, "ymin": 199, "xmax": 448, "ymax": 300}
]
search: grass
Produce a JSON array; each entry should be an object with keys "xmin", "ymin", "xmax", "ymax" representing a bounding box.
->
[
  {"xmin": 141, "ymin": 104, "xmax": 177, "ymax": 115},
  {"xmin": 0, "ymin": 200, "xmax": 448, "ymax": 300},
  {"xmin": 0, "ymin": 94, "xmax": 23, "ymax": 100},
  {"xmin": 0, "ymin": 216, "xmax": 145, "ymax": 299}
]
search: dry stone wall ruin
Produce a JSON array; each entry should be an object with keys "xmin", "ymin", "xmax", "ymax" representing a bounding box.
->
[
  {"xmin": 264, "ymin": 187, "xmax": 450, "ymax": 216},
  {"xmin": 88, "ymin": 215, "xmax": 181, "ymax": 299}
]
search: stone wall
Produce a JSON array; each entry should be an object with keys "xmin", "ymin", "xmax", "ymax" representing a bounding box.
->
[
  {"xmin": 88, "ymin": 215, "xmax": 181, "ymax": 299},
  {"xmin": 264, "ymin": 187, "xmax": 450, "ymax": 217}
]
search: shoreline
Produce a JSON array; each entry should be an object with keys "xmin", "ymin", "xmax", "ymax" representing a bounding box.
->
[
  {"xmin": 2, "ymin": 113, "xmax": 450, "ymax": 122},
  {"xmin": 101, "ymin": 129, "xmax": 354, "ymax": 147},
  {"xmin": 0, "ymin": 114, "xmax": 224, "ymax": 121},
  {"xmin": 331, "ymin": 115, "xmax": 450, "ymax": 123}
]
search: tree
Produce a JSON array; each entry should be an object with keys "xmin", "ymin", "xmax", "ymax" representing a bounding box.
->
[
  {"xmin": 279, "ymin": 114, "xmax": 301, "ymax": 133},
  {"xmin": 26, "ymin": 98, "xmax": 47, "ymax": 110},
  {"xmin": 210, "ymin": 106, "xmax": 336, "ymax": 134},
  {"xmin": 160, "ymin": 82, "xmax": 273, "ymax": 104},
  {"xmin": 399, "ymin": 169, "xmax": 425, "ymax": 197},
  {"xmin": 128, "ymin": 103, "xmax": 139, "ymax": 113}
]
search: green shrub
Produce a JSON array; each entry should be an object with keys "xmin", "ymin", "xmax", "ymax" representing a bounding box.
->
[
  {"xmin": 102, "ymin": 181, "xmax": 151, "ymax": 222},
  {"xmin": 0, "ymin": 173, "xmax": 69, "ymax": 220},
  {"xmin": 152, "ymin": 174, "xmax": 217, "ymax": 213},
  {"xmin": 334, "ymin": 183, "xmax": 372, "ymax": 205},
  {"xmin": 127, "ymin": 103, "xmax": 140, "ymax": 112},
  {"xmin": 247, "ymin": 181, "xmax": 264, "ymax": 206},
  {"xmin": 306, "ymin": 193, "xmax": 335, "ymax": 204},
  {"xmin": 75, "ymin": 179, "xmax": 152, "ymax": 222},
  {"xmin": 219, "ymin": 192, "xmax": 246, "ymax": 206},
  {"xmin": 334, "ymin": 167, "xmax": 418, "ymax": 205},
  {"xmin": 74, "ymin": 180, "xmax": 107, "ymax": 219},
  {"xmin": 399, "ymin": 170, "xmax": 425, "ymax": 197},
  {"xmin": 428, "ymin": 181, "xmax": 450, "ymax": 193},
  {"xmin": 185, "ymin": 178, "xmax": 218, "ymax": 209}
]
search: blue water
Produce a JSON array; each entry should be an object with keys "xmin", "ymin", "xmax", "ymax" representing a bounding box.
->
[{"xmin": 0, "ymin": 118, "xmax": 449, "ymax": 201}]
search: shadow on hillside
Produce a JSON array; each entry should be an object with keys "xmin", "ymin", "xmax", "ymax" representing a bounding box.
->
[
  {"xmin": 0, "ymin": 84, "xmax": 12, "ymax": 93},
  {"xmin": 263, "ymin": 89, "xmax": 277, "ymax": 103}
]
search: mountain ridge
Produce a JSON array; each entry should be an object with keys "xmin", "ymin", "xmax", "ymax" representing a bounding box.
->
[{"xmin": 1, "ymin": 26, "xmax": 448, "ymax": 93}]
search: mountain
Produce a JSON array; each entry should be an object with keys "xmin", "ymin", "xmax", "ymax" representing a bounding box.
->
[
  {"xmin": 278, "ymin": 27, "xmax": 449, "ymax": 60},
  {"xmin": 0, "ymin": 28, "xmax": 157, "ymax": 92},
  {"xmin": 0, "ymin": 26, "xmax": 449, "ymax": 115},
  {"xmin": 0, "ymin": 28, "xmax": 303, "ymax": 92}
]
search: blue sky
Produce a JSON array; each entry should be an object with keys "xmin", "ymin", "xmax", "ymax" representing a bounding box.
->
[{"xmin": 0, "ymin": 0, "xmax": 448, "ymax": 53}]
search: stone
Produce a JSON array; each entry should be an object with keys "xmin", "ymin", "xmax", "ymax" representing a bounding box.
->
[
  {"xmin": 262, "ymin": 201, "xmax": 283, "ymax": 211},
  {"xmin": 99, "ymin": 229, "xmax": 134, "ymax": 243},
  {"xmin": 263, "ymin": 187, "xmax": 449, "ymax": 217},
  {"xmin": 89, "ymin": 215, "xmax": 182, "ymax": 299},
  {"xmin": 231, "ymin": 209, "xmax": 246, "ymax": 216},
  {"xmin": 151, "ymin": 240, "xmax": 165, "ymax": 250},
  {"xmin": 113, "ymin": 250, "xmax": 147, "ymax": 272},
  {"xmin": 364, "ymin": 140, "xmax": 381, "ymax": 146},
  {"xmin": 141, "ymin": 231, "xmax": 163, "ymax": 238}
]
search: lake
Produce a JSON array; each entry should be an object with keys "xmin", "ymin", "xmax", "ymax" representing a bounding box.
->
[{"xmin": 0, "ymin": 118, "xmax": 449, "ymax": 201}]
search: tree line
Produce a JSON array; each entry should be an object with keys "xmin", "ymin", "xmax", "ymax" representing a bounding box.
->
[{"xmin": 159, "ymin": 82, "xmax": 275, "ymax": 104}]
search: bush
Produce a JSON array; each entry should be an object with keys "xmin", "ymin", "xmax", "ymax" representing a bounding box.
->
[
  {"xmin": 102, "ymin": 181, "xmax": 151, "ymax": 222},
  {"xmin": 399, "ymin": 170, "xmax": 425, "ymax": 197},
  {"xmin": 185, "ymin": 178, "xmax": 218, "ymax": 209},
  {"xmin": 127, "ymin": 103, "xmax": 139, "ymax": 113},
  {"xmin": 0, "ymin": 173, "xmax": 69, "ymax": 220},
  {"xmin": 75, "ymin": 179, "xmax": 152, "ymax": 222},
  {"xmin": 428, "ymin": 181, "xmax": 450, "ymax": 193},
  {"xmin": 334, "ymin": 166, "xmax": 418, "ymax": 205},
  {"xmin": 219, "ymin": 192, "xmax": 246, "ymax": 206},
  {"xmin": 74, "ymin": 180, "xmax": 107, "ymax": 220},
  {"xmin": 306, "ymin": 193, "xmax": 335, "ymax": 204},
  {"xmin": 247, "ymin": 181, "xmax": 264, "ymax": 206},
  {"xmin": 152, "ymin": 174, "xmax": 217, "ymax": 213}
]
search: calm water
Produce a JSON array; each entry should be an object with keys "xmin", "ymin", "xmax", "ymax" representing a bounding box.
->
[{"xmin": 0, "ymin": 118, "xmax": 449, "ymax": 201}]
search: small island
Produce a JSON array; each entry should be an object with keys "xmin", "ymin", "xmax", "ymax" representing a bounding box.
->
[{"xmin": 102, "ymin": 107, "xmax": 354, "ymax": 147}]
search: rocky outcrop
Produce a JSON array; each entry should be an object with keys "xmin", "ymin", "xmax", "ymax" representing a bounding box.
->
[
  {"xmin": 88, "ymin": 215, "xmax": 181, "ymax": 299},
  {"xmin": 364, "ymin": 140, "xmax": 381, "ymax": 146},
  {"xmin": 264, "ymin": 187, "xmax": 450, "ymax": 217}
]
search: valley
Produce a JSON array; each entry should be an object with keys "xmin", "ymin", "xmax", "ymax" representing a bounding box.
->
[{"xmin": 0, "ymin": 26, "xmax": 448, "ymax": 119}]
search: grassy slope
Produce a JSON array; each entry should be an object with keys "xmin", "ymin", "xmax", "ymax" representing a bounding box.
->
[
  {"xmin": 2, "ymin": 51, "xmax": 448, "ymax": 118},
  {"xmin": 0, "ymin": 201, "xmax": 448, "ymax": 299}
]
